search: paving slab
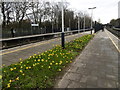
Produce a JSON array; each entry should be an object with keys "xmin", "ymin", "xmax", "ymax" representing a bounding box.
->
[{"xmin": 55, "ymin": 29, "xmax": 119, "ymax": 88}]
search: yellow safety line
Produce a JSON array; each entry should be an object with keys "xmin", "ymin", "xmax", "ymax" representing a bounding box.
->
[
  {"xmin": 105, "ymin": 31, "xmax": 120, "ymax": 53},
  {"xmin": 0, "ymin": 32, "xmax": 84, "ymax": 56},
  {"xmin": 0, "ymin": 41, "xmax": 49, "ymax": 55}
]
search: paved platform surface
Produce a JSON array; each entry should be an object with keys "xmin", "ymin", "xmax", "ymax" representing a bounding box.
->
[
  {"xmin": 55, "ymin": 29, "xmax": 119, "ymax": 88},
  {"xmin": 1, "ymin": 31, "xmax": 91, "ymax": 66}
]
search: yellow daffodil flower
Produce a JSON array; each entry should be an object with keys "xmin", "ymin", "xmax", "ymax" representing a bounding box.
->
[
  {"xmin": 58, "ymin": 69, "xmax": 61, "ymax": 71},
  {"xmin": 56, "ymin": 63, "xmax": 58, "ymax": 65},
  {"xmin": 10, "ymin": 68, "xmax": 13, "ymax": 71},
  {"xmin": 19, "ymin": 58, "xmax": 22, "ymax": 61},
  {"xmin": 50, "ymin": 63, "xmax": 52, "ymax": 65},
  {"xmin": 9, "ymin": 80, "xmax": 12, "ymax": 83},
  {"xmin": 4, "ymin": 71, "xmax": 6, "ymax": 73},
  {"xmin": 0, "ymin": 75, "xmax": 2, "ymax": 79},
  {"xmin": 26, "ymin": 67, "xmax": 29, "ymax": 69},
  {"xmin": 41, "ymin": 59, "xmax": 44, "ymax": 62},
  {"xmin": 38, "ymin": 59, "xmax": 40, "ymax": 61},
  {"xmin": 48, "ymin": 66, "xmax": 51, "ymax": 69},
  {"xmin": 20, "ymin": 70, "xmax": 23, "ymax": 73},
  {"xmin": 16, "ymin": 77, "xmax": 19, "ymax": 80},
  {"xmin": 20, "ymin": 66, "xmax": 23, "ymax": 69},
  {"xmin": 7, "ymin": 83, "xmax": 10, "ymax": 88}
]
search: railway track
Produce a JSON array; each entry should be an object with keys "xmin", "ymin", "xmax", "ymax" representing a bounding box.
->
[{"xmin": 106, "ymin": 27, "xmax": 120, "ymax": 39}]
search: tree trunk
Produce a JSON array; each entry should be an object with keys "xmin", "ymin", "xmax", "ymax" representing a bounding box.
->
[{"xmin": 2, "ymin": 2, "xmax": 6, "ymax": 28}]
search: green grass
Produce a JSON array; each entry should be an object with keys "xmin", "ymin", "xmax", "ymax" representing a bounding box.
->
[{"xmin": 1, "ymin": 34, "xmax": 94, "ymax": 89}]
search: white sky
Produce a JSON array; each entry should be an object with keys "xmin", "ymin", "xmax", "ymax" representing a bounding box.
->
[{"xmin": 50, "ymin": 0, "xmax": 119, "ymax": 24}]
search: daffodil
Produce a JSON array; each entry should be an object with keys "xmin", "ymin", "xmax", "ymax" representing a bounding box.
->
[
  {"xmin": 48, "ymin": 66, "xmax": 51, "ymax": 69},
  {"xmin": 10, "ymin": 68, "xmax": 13, "ymax": 71},
  {"xmin": 60, "ymin": 61, "xmax": 62, "ymax": 63},
  {"xmin": 16, "ymin": 77, "xmax": 19, "ymax": 80},
  {"xmin": 22, "ymin": 73, "xmax": 25, "ymax": 76},
  {"xmin": 14, "ymin": 67, "xmax": 16, "ymax": 70},
  {"xmin": 38, "ymin": 59, "xmax": 40, "ymax": 61},
  {"xmin": 7, "ymin": 83, "xmax": 10, "ymax": 88},
  {"xmin": 50, "ymin": 63, "xmax": 52, "ymax": 65},
  {"xmin": 56, "ymin": 63, "xmax": 58, "ymax": 65},
  {"xmin": 20, "ymin": 66, "xmax": 23, "ymax": 69},
  {"xmin": 9, "ymin": 80, "xmax": 12, "ymax": 83},
  {"xmin": 48, "ymin": 57, "xmax": 50, "ymax": 59},
  {"xmin": 20, "ymin": 70, "xmax": 23, "ymax": 73},
  {"xmin": 19, "ymin": 58, "xmax": 22, "ymax": 61},
  {"xmin": 2, "ymin": 64, "xmax": 5, "ymax": 67},
  {"xmin": 26, "ymin": 67, "xmax": 29, "ymax": 69},
  {"xmin": 33, "ymin": 64, "xmax": 35, "ymax": 67},
  {"xmin": 66, "ymin": 61, "xmax": 68, "ymax": 63},
  {"xmin": 0, "ymin": 75, "xmax": 2, "ymax": 79},
  {"xmin": 58, "ymin": 69, "xmax": 61, "ymax": 71},
  {"xmin": 34, "ymin": 54, "xmax": 37, "ymax": 56},
  {"xmin": 41, "ymin": 59, "xmax": 44, "ymax": 62},
  {"xmin": 4, "ymin": 71, "xmax": 6, "ymax": 73}
]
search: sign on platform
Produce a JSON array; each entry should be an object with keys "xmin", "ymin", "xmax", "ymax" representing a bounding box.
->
[{"xmin": 31, "ymin": 24, "xmax": 39, "ymax": 26}]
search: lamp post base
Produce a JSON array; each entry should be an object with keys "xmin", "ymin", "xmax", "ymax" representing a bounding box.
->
[
  {"xmin": 91, "ymin": 28, "xmax": 92, "ymax": 34},
  {"xmin": 61, "ymin": 32, "xmax": 65, "ymax": 49}
]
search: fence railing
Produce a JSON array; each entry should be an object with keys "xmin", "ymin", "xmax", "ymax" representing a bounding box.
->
[{"xmin": 1, "ymin": 29, "xmax": 91, "ymax": 49}]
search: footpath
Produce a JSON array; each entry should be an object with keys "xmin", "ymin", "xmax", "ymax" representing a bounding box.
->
[{"xmin": 55, "ymin": 29, "xmax": 119, "ymax": 88}]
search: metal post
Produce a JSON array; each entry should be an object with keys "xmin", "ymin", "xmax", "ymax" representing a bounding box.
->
[
  {"xmin": 90, "ymin": 9, "xmax": 93, "ymax": 34},
  {"xmin": 78, "ymin": 13, "xmax": 80, "ymax": 33},
  {"xmin": 61, "ymin": 0, "xmax": 65, "ymax": 49},
  {"xmin": 84, "ymin": 13, "xmax": 85, "ymax": 32},
  {"xmin": 69, "ymin": 19, "xmax": 71, "ymax": 30},
  {"xmin": 88, "ymin": 7, "xmax": 96, "ymax": 34}
]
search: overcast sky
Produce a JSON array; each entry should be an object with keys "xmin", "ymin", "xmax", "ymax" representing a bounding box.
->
[{"xmin": 50, "ymin": 0, "xmax": 119, "ymax": 24}]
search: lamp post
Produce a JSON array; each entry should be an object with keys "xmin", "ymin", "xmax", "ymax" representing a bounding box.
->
[
  {"xmin": 78, "ymin": 13, "xmax": 80, "ymax": 33},
  {"xmin": 88, "ymin": 7, "xmax": 96, "ymax": 34},
  {"xmin": 61, "ymin": 0, "xmax": 65, "ymax": 49},
  {"xmin": 83, "ymin": 12, "xmax": 86, "ymax": 32}
]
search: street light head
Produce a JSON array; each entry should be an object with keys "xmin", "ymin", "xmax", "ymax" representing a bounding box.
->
[
  {"xmin": 93, "ymin": 7, "xmax": 96, "ymax": 9},
  {"xmin": 88, "ymin": 8, "xmax": 92, "ymax": 9},
  {"xmin": 88, "ymin": 7, "xmax": 96, "ymax": 9}
]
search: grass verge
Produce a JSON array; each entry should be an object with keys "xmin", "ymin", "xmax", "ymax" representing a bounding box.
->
[{"xmin": 2, "ymin": 34, "xmax": 94, "ymax": 88}]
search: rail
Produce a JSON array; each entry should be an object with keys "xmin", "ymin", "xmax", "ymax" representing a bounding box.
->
[
  {"xmin": 1, "ymin": 29, "xmax": 91, "ymax": 49},
  {"xmin": 112, "ymin": 27, "xmax": 120, "ymax": 31},
  {"xmin": 106, "ymin": 27, "xmax": 120, "ymax": 38}
]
